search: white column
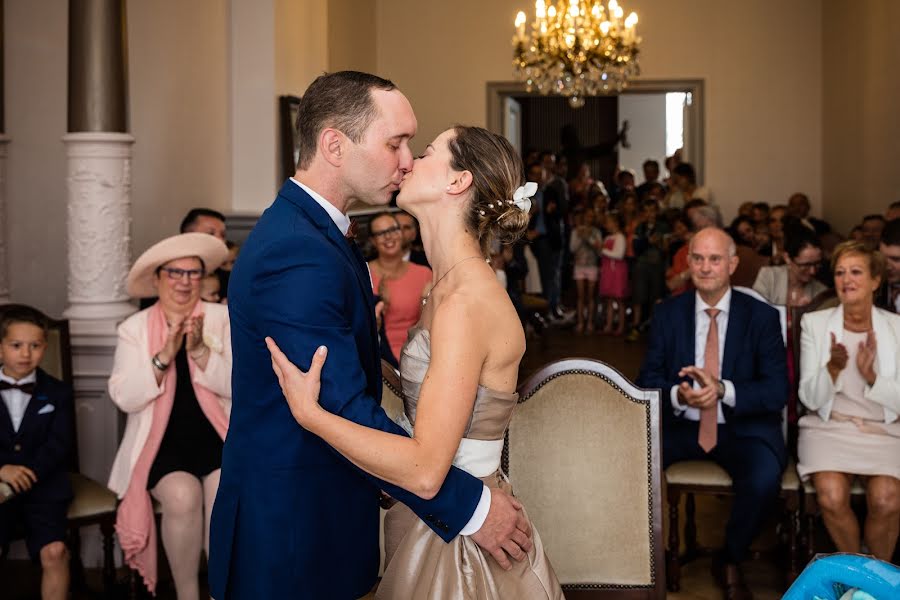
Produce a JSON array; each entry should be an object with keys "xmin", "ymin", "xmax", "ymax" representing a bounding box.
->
[
  {"xmin": 0, "ymin": 134, "xmax": 9, "ymax": 304},
  {"xmin": 62, "ymin": 132, "xmax": 135, "ymax": 322}
]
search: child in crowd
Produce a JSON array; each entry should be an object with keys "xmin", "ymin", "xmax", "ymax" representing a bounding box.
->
[
  {"xmin": 569, "ymin": 207, "xmax": 603, "ymax": 333},
  {"xmin": 0, "ymin": 304, "xmax": 74, "ymax": 600},
  {"xmin": 599, "ymin": 212, "xmax": 629, "ymax": 335},
  {"xmin": 201, "ymin": 273, "xmax": 222, "ymax": 303}
]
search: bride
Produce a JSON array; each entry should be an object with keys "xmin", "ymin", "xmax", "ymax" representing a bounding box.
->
[{"xmin": 266, "ymin": 125, "xmax": 563, "ymax": 599}]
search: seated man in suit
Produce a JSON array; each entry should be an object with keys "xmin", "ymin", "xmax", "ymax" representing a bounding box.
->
[{"xmin": 637, "ymin": 227, "xmax": 788, "ymax": 600}]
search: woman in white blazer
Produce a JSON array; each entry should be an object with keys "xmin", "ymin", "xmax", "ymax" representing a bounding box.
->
[
  {"xmin": 798, "ymin": 240, "xmax": 900, "ymax": 561},
  {"xmin": 108, "ymin": 233, "xmax": 232, "ymax": 598}
]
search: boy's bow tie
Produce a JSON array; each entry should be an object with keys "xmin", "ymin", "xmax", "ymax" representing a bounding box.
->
[{"xmin": 0, "ymin": 381, "xmax": 35, "ymax": 395}]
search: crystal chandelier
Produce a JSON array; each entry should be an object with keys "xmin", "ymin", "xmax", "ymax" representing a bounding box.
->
[{"xmin": 512, "ymin": 0, "xmax": 640, "ymax": 108}]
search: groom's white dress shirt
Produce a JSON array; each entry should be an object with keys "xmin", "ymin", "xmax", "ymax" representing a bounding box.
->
[{"xmin": 289, "ymin": 178, "xmax": 491, "ymax": 535}]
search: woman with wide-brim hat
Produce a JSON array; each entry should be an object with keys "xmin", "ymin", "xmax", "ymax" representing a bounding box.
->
[{"xmin": 107, "ymin": 233, "xmax": 232, "ymax": 598}]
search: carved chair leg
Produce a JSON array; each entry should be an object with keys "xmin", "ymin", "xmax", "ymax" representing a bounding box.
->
[
  {"xmin": 683, "ymin": 492, "xmax": 698, "ymax": 561},
  {"xmin": 100, "ymin": 518, "xmax": 116, "ymax": 597},
  {"xmin": 666, "ymin": 488, "xmax": 681, "ymax": 592}
]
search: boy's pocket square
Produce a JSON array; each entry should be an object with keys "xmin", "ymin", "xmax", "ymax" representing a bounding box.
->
[{"xmin": 37, "ymin": 404, "xmax": 56, "ymax": 415}]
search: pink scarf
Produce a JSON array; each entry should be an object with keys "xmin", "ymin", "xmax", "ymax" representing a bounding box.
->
[{"xmin": 114, "ymin": 302, "xmax": 229, "ymax": 594}]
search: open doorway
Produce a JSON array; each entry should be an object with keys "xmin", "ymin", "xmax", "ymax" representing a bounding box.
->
[{"xmin": 488, "ymin": 80, "xmax": 704, "ymax": 187}]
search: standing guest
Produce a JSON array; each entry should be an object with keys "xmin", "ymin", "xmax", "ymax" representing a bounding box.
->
[
  {"xmin": 637, "ymin": 228, "xmax": 787, "ymax": 600},
  {"xmin": 860, "ymin": 214, "xmax": 887, "ymax": 250},
  {"xmin": 664, "ymin": 162, "xmax": 709, "ymax": 209},
  {"xmin": 394, "ymin": 211, "xmax": 429, "ymax": 267},
  {"xmin": 751, "ymin": 202, "xmax": 770, "ymax": 226},
  {"xmin": 599, "ymin": 212, "xmax": 629, "ymax": 335},
  {"xmin": 627, "ymin": 199, "xmax": 670, "ymax": 341},
  {"xmin": 666, "ymin": 215, "xmax": 695, "ymax": 296},
  {"xmin": 798, "ymin": 241, "xmax": 900, "ymax": 561},
  {"xmin": 636, "ymin": 159, "xmax": 662, "ymax": 201},
  {"xmin": 569, "ymin": 207, "xmax": 603, "ymax": 333},
  {"xmin": 0, "ymin": 305, "xmax": 74, "ymax": 600},
  {"xmin": 367, "ymin": 212, "xmax": 432, "ymax": 362},
  {"xmin": 877, "ymin": 218, "xmax": 900, "ymax": 313},
  {"xmin": 788, "ymin": 193, "xmax": 831, "ymax": 235},
  {"xmin": 180, "ymin": 208, "xmax": 226, "ymax": 241},
  {"xmin": 568, "ymin": 163, "xmax": 596, "ymax": 211},
  {"xmin": 528, "ymin": 163, "xmax": 566, "ymax": 320},
  {"xmin": 886, "ymin": 201, "xmax": 900, "ymax": 223},
  {"xmin": 753, "ymin": 227, "xmax": 827, "ymax": 306},
  {"xmin": 108, "ymin": 233, "xmax": 231, "ymax": 597}
]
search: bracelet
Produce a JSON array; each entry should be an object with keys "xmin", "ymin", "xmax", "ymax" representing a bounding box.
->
[{"xmin": 151, "ymin": 354, "xmax": 169, "ymax": 371}]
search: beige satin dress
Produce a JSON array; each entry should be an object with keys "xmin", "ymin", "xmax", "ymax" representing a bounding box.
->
[{"xmin": 375, "ymin": 327, "xmax": 564, "ymax": 600}]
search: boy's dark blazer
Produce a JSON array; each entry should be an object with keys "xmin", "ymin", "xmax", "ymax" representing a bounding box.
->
[{"xmin": 0, "ymin": 367, "xmax": 74, "ymax": 502}]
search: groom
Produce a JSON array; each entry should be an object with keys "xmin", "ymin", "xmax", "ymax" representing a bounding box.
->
[{"xmin": 209, "ymin": 71, "xmax": 532, "ymax": 599}]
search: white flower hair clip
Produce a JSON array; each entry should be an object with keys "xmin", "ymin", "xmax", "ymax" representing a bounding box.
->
[{"xmin": 512, "ymin": 182, "xmax": 538, "ymax": 213}]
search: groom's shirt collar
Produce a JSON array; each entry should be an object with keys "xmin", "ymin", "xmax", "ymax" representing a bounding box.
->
[{"xmin": 290, "ymin": 178, "xmax": 351, "ymax": 236}]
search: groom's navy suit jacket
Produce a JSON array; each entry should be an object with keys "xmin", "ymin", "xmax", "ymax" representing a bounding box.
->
[
  {"xmin": 636, "ymin": 289, "xmax": 788, "ymax": 467},
  {"xmin": 209, "ymin": 181, "xmax": 483, "ymax": 599}
]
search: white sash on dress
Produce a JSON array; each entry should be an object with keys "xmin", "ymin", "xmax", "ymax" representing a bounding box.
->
[{"xmin": 396, "ymin": 413, "xmax": 503, "ymax": 478}]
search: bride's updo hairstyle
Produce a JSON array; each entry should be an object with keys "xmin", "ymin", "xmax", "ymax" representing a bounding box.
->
[{"xmin": 448, "ymin": 126, "xmax": 531, "ymax": 256}]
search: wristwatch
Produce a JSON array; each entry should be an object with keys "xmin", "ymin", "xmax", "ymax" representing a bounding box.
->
[{"xmin": 716, "ymin": 379, "xmax": 726, "ymax": 400}]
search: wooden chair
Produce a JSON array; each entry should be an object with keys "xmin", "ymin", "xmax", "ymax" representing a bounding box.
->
[
  {"xmin": 505, "ymin": 358, "xmax": 665, "ymax": 599},
  {"xmin": 665, "ymin": 290, "xmax": 802, "ymax": 592},
  {"xmin": 47, "ymin": 317, "xmax": 119, "ymax": 596}
]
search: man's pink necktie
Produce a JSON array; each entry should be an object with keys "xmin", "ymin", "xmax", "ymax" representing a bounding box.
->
[{"xmin": 698, "ymin": 308, "xmax": 720, "ymax": 453}]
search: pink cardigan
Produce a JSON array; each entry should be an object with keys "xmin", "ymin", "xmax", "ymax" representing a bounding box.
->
[{"xmin": 107, "ymin": 302, "xmax": 233, "ymax": 497}]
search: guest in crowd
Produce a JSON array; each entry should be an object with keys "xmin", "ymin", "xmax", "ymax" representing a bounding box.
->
[
  {"xmin": 599, "ymin": 212, "xmax": 628, "ymax": 335},
  {"xmin": 860, "ymin": 214, "xmax": 886, "ymax": 250},
  {"xmin": 108, "ymin": 233, "xmax": 232, "ymax": 597},
  {"xmin": 797, "ymin": 240, "xmax": 900, "ymax": 562},
  {"xmin": 788, "ymin": 193, "xmax": 831, "ymax": 235},
  {"xmin": 569, "ymin": 207, "xmax": 603, "ymax": 333},
  {"xmin": 527, "ymin": 162, "xmax": 567, "ymax": 321},
  {"xmin": 877, "ymin": 218, "xmax": 900, "ymax": 313},
  {"xmin": 628, "ymin": 199, "xmax": 670, "ymax": 341},
  {"xmin": 729, "ymin": 216, "xmax": 756, "ymax": 248},
  {"xmin": 221, "ymin": 240, "xmax": 239, "ymax": 272},
  {"xmin": 367, "ymin": 212, "xmax": 432, "ymax": 363},
  {"xmin": 394, "ymin": 211, "xmax": 429, "ymax": 267},
  {"xmin": 0, "ymin": 304, "xmax": 74, "ymax": 600},
  {"xmin": 636, "ymin": 159, "xmax": 662, "ymax": 201},
  {"xmin": 664, "ymin": 162, "xmax": 709, "ymax": 208},
  {"xmin": 737, "ymin": 202, "xmax": 754, "ymax": 218},
  {"xmin": 886, "ymin": 201, "xmax": 900, "ymax": 223},
  {"xmin": 637, "ymin": 228, "xmax": 787, "ymax": 600},
  {"xmin": 180, "ymin": 208, "xmax": 226, "ymax": 241},
  {"xmin": 759, "ymin": 205, "xmax": 787, "ymax": 265},
  {"xmin": 200, "ymin": 273, "xmax": 222, "ymax": 304},
  {"xmin": 753, "ymin": 226, "xmax": 827, "ymax": 306},
  {"xmin": 665, "ymin": 214, "xmax": 694, "ymax": 296},
  {"xmin": 751, "ymin": 202, "xmax": 770, "ymax": 226}
]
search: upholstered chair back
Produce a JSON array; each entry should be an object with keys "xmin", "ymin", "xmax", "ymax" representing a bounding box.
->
[{"xmin": 505, "ymin": 359, "xmax": 665, "ymax": 598}]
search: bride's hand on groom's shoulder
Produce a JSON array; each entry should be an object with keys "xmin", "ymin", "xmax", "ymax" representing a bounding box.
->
[{"xmin": 265, "ymin": 337, "xmax": 328, "ymax": 427}]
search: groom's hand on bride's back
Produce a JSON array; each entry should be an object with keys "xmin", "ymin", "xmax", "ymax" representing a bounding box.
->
[{"xmin": 470, "ymin": 488, "xmax": 533, "ymax": 570}]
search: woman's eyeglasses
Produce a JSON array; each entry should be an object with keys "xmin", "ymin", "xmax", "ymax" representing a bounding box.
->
[
  {"xmin": 160, "ymin": 267, "xmax": 204, "ymax": 281},
  {"xmin": 370, "ymin": 225, "xmax": 402, "ymax": 239}
]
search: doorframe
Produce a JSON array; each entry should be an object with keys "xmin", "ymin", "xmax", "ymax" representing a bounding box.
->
[{"xmin": 486, "ymin": 79, "xmax": 705, "ymax": 183}]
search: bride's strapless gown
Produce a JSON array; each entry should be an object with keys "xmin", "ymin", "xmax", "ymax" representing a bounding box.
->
[{"xmin": 376, "ymin": 327, "xmax": 564, "ymax": 599}]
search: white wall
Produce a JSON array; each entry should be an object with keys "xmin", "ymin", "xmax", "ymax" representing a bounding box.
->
[
  {"xmin": 617, "ymin": 94, "xmax": 667, "ymax": 181},
  {"xmin": 5, "ymin": 0, "xmax": 69, "ymax": 317}
]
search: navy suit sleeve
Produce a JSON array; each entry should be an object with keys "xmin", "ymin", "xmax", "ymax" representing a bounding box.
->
[
  {"xmin": 725, "ymin": 304, "xmax": 788, "ymax": 418},
  {"xmin": 637, "ymin": 302, "xmax": 687, "ymax": 420},
  {"xmin": 251, "ymin": 233, "xmax": 481, "ymax": 542},
  {"xmin": 25, "ymin": 381, "xmax": 75, "ymax": 481}
]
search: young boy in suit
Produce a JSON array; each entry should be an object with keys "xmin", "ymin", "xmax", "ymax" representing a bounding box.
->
[{"xmin": 0, "ymin": 304, "xmax": 74, "ymax": 600}]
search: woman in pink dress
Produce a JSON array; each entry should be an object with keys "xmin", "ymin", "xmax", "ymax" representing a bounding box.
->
[{"xmin": 368, "ymin": 212, "xmax": 432, "ymax": 361}]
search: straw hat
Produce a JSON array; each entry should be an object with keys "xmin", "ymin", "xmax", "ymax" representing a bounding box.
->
[{"xmin": 126, "ymin": 233, "xmax": 229, "ymax": 298}]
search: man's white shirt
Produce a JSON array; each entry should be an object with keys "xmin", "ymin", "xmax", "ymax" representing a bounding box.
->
[{"xmin": 670, "ymin": 288, "xmax": 737, "ymax": 423}]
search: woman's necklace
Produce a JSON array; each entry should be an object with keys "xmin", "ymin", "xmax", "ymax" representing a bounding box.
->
[{"xmin": 421, "ymin": 255, "xmax": 484, "ymax": 307}]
